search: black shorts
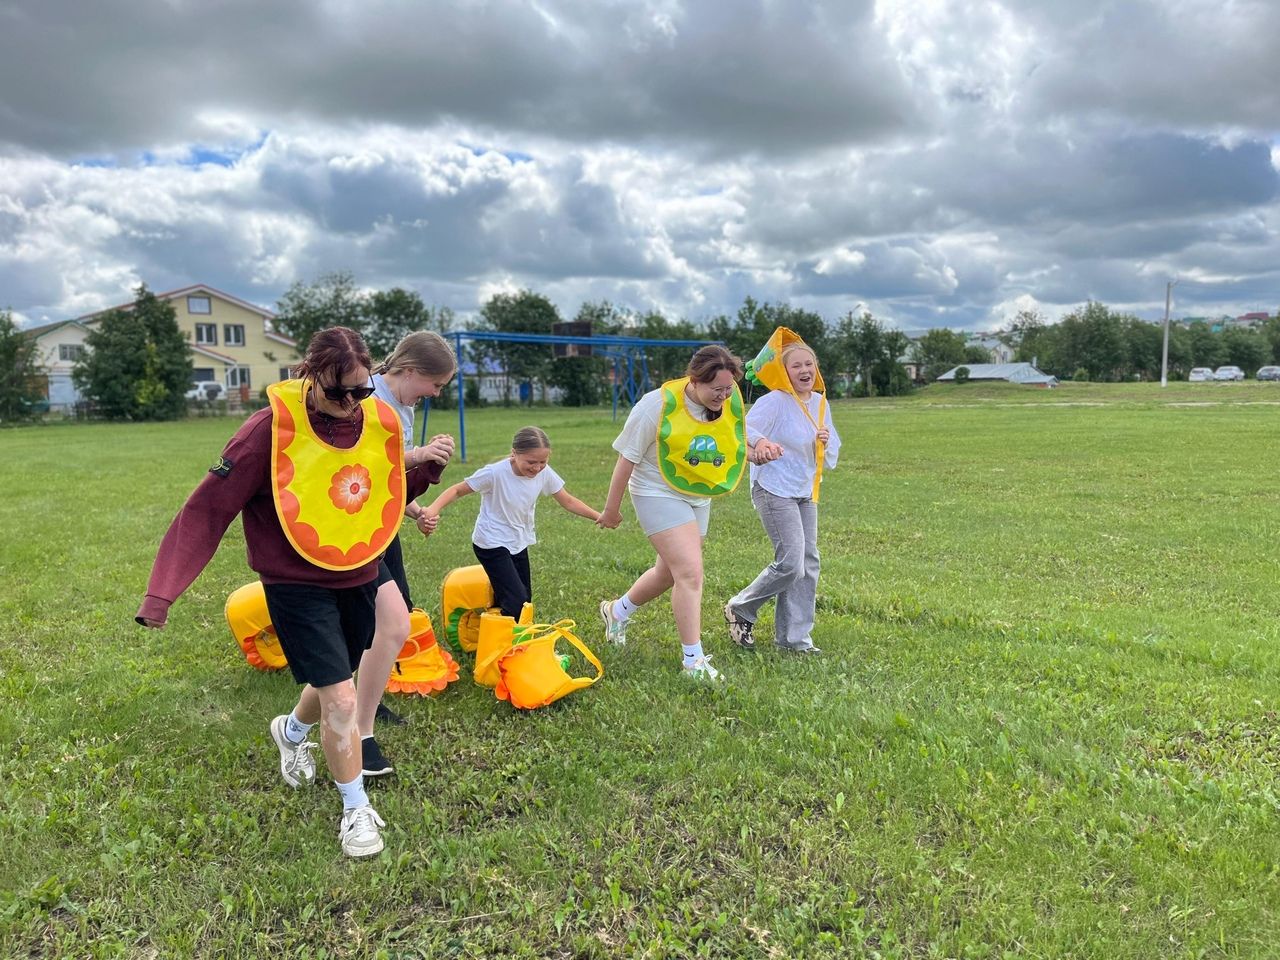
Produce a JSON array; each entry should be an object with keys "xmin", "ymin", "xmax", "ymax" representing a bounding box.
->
[{"xmin": 263, "ymin": 565, "xmax": 393, "ymax": 688}]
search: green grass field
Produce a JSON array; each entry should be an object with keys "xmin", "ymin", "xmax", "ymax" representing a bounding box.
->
[{"xmin": 3, "ymin": 381, "xmax": 1279, "ymax": 958}]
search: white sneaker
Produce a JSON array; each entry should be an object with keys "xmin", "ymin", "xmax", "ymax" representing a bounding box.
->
[
  {"xmin": 339, "ymin": 804, "xmax": 386, "ymax": 858},
  {"xmin": 681, "ymin": 654, "xmax": 725, "ymax": 683},
  {"xmin": 599, "ymin": 599, "xmax": 628, "ymax": 646},
  {"xmin": 269, "ymin": 715, "xmax": 317, "ymax": 788}
]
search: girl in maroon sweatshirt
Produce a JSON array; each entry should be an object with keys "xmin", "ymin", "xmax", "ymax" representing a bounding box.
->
[{"xmin": 137, "ymin": 326, "xmax": 451, "ymax": 858}]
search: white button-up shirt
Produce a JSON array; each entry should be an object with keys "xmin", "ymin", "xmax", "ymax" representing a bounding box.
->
[{"xmin": 746, "ymin": 390, "xmax": 841, "ymax": 499}]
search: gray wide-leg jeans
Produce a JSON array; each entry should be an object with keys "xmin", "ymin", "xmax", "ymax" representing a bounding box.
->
[{"xmin": 729, "ymin": 482, "xmax": 820, "ymax": 650}]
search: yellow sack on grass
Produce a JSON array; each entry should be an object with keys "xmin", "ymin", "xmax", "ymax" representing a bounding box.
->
[
  {"xmin": 225, "ymin": 581, "xmax": 287, "ymax": 671},
  {"xmin": 441, "ymin": 564, "xmax": 494, "ymax": 653},
  {"xmin": 386, "ymin": 608, "xmax": 461, "ymax": 696}
]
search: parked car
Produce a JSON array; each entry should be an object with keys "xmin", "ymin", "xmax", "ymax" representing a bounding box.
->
[
  {"xmin": 185, "ymin": 380, "xmax": 225, "ymax": 401},
  {"xmin": 1188, "ymin": 367, "xmax": 1215, "ymax": 382},
  {"xmin": 1213, "ymin": 366, "xmax": 1245, "ymax": 381},
  {"xmin": 1256, "ymin": 366, "xmax": 1280, "ymax": 381}
]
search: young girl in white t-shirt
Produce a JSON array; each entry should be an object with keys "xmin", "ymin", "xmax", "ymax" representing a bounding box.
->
[{"xmin": 422, "ymin": 427, "xmax": 602, "ymax": 617}]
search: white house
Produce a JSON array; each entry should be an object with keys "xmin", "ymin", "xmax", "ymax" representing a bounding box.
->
[{"xmin": 22, "ymin": 320, "xmax": 93, "ymax": 410}]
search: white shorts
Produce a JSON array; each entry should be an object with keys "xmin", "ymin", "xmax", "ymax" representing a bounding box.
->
[{"xmin": 630, "ymin": 493, "xmax": 710, "ymax": 537}]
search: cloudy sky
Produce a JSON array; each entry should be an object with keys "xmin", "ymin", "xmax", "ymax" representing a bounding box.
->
[{"xmin": 3, "ymin": 0, "xmax": 1279, "ymax": 332}]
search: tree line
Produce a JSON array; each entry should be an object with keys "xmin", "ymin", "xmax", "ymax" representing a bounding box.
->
[{"xmin": 7, "ymin": 275, "xmax": 1279, "ymax": 423}]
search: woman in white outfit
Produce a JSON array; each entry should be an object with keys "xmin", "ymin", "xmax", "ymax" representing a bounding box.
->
[
  {"xmin": 596, "ymin": 345, "xmax": 783, "ymax": 681},
  {"xmin": 724, "ymin": 341, "xmax": 840, "ymax": 654}
]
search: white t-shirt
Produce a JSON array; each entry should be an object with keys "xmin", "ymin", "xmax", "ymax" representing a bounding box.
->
[
  {"xmin": 612, "ymin": 387, "xmax": 717, "ymax": 505},
  {"xmin": 371, "ymin": 373, "xmax": 415, "ymax": 451},
  {"xmin": 746, "ymin": 390, "xmax": 841, "ymax": 498},
  {"xmin": 466, "ymin": 460, "xmax": 565, "ymax": 553}
]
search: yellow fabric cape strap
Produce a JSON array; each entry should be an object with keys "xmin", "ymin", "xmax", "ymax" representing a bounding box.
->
[{"xmin": 789, "ymin": 392, "xmax": 828, "ymax": 503}]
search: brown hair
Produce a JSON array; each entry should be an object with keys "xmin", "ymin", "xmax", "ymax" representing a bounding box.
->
[
  {"xmin": 374, "ymin": 331, "xmax": 457, "ymax": 378},
  {"xmin": 511, "ymin": 426, "xmax": 551, "ymax": 453},
  {"xmin": 686, "ymin": 344, "xmax": 743, "ymax": 384},
  {"xmin": 294, "ymin": 326, "xmax": 372, "ymax": 385}
]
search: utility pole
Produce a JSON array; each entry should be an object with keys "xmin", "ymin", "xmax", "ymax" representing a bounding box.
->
[{"xmin": 1160, "ymin": 279, "xmax": 1178, "ymax": 387}]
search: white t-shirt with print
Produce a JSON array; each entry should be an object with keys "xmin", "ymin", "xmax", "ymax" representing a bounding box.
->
[
  {"xmin": 611, "ymin": 387, "xmax": 717, "ymax": 505},
  {"xmin": 466, "ymin": 460, "xmax": 565, "ymax": 553},
  {"xmin": 745, "ymin": 390, "xmax": 841, "ymax": 498}
]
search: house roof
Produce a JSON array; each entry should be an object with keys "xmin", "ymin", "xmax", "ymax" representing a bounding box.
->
[
  {"xmin": 21, "ymin": 319, "xmax": 91, "ymax": 339},
  {"xmin": 936, "ymin": 362, "xmax": 1058, "ymax": 385},
  {"xmin": 75, "ymin": 283, "xmax": 281, "ymax": 325}
]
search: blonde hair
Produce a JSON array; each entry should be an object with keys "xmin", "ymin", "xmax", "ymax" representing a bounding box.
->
[
  {"xmin": 511, "ymin": 426, "xmax": 550, "ymax": 453},
  {"xmin": 374, "ymin": 331, "xmax": 457, "ymax": 378},
  {"xmin": 781, "ymin": 342, "xmax": 818, "ymax": 369}
]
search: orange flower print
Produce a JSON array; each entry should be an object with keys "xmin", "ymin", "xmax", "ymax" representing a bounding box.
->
[{"xmin": 329, "ymin": 464, "xmax": 372, "ymax": 514}]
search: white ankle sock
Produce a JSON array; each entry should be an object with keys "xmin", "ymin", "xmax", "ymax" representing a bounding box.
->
[
  {"xmin": 284, "ymin": 712, "xmax": 313, "ymax": 744},
  {"xmin": 334, "ymin": 773, "xmax": 369, "ymax": 811},
  {"xmin": 681, "ymin": 642, "xmax": 704, "ymax": 666},
  {"xmin": 613, "ymin": 595, "xmax": 638, "ymax": 622}
]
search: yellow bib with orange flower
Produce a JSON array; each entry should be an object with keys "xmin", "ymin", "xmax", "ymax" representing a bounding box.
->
[
  {"xmin": 656, "ymin": 377, "xmax": 746, "ymax": 498},
  {"xmin": 268, "ymin": 380, "xmax": 406, "ymax": 571}
]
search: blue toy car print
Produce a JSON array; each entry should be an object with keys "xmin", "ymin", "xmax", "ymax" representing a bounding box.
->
[{"xmin": 684, "ymin": 434, "xmax": 724, "ymax": 468}]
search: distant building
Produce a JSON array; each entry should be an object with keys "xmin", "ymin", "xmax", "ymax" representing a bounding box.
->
[
  {"xmin": 936, "ymin": 362, "xmax": 1058, "ymax": 388},
  {"xmin": 965, "ymin": 336, "xmax": 1015, "ymax": 364},
  {"xmin": 24, "ymin": 284, "xmax": 301, "ymax": 411},
  {"xmin": 22, "ymin": 320, "xmax": 94, "ymax": 410},
  {"xmin": 76, "ymin": 284, "xmax": 301, "ymax": 398}
]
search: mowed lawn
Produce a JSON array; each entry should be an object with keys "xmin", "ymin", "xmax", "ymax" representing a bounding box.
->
[{"xmin": 2, "ymin": 382, "xmax": 1279, "ymax": 958}]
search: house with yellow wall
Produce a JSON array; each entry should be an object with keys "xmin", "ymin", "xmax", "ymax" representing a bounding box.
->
[{"xmin": 74, "ymin": 284, "xmax": 300, "ymax": 401}]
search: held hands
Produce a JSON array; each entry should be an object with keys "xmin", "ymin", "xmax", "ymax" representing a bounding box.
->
[
  {"xmin": 416, "ymin": 510, "xmax": 440, "ymax": 537},
  {"xmin": 596, "ymin": 506, "xmax": 623, "ymax": 529},
  {"xmin": 751, "ymin": 439, "xmax": 785, "ymax": 464},
  {"xmin": 415, "ymin": 434, "xmax": 455, "ymax": 466}
]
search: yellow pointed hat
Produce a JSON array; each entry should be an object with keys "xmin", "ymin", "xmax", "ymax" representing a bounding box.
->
[{"xmin": 744, "ymin": 326, "xmax": 825, "ymax": 395}]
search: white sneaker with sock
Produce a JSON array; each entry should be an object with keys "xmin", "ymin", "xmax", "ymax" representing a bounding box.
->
[
  {"xmin": 269, "ymin": 715, "xmax": 317, "ymax": 788},
  {"xmin": 339, "ymin": 804, "xmax": 386, "ymax": 858}
]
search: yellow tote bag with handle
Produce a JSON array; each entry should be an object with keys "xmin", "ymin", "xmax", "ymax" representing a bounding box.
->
[{"xmin": 488, "ymin": 619, "xmax": 604, "ymax": 710}]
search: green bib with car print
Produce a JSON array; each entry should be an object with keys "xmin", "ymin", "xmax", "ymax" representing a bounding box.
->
[{"xmin": 655, "ymin": 377, "xmax": 746, "ymax": 498}]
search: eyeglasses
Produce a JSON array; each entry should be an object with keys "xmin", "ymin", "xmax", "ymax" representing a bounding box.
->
[
  {"xmin": 705, "ymin": 385, "xmax": 735, "ymax": 398},
  {"xmin": 321, "ymin": 382, "xmax": 376, "ymax": 402}
]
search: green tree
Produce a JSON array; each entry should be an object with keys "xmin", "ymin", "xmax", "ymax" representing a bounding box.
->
[
  {"xmin": 1046, "ymin": 302, "xmax": 1126, "ymax": 381},
  {"xmin": 0, "ymin": 310, "xmax": 45, "ymax": 421},
  {"xmin": 546, "ymin": 301, "xmax": 611, "ymax": 406},
  {"xmin": 1184, "ymin": 321, "xmax": 1225, "ymax": 369},
  {"xmin": 273, "ymin": 271, "xmax": 366, "ymax": 349},
  {"xmin": 362, "ymin": 288, "xmax": 455, "ymax": 360},
  {"xmin": 475, "ymin": 290, "xmax": 561, "ymax": 405},
  {"xmin": 832, "ymin": 310, "xmax": 911, "ymax": 397},
  {"xmin": 1222, "ymin": 327, "xmax": 1270, "ymax": 374},
  {"xmin": 911, "ymin": 328, "xmax": 968, "ymax": 382},
  {"xmin": 73, "ymin": 285, "xmax": 193, "ymax": 420}
]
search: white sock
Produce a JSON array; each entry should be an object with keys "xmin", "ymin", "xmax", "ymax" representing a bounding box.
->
[
  {"xmin": 613, "ymin": 594, "xmax": 638, "ymax": 621},
  {"xmin": 284, "ymin": 712, "xmax": 313, "ymax": 744},
  {"xmin": 681, "ymin": 642, "xmax": 704, "ymax": 666},
  {"xmin": 334, "ymin": 773, "xmax": 369, "ymax": 811}
]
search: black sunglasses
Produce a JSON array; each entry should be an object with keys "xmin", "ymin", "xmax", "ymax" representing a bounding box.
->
[{"xmin": 321, "ymin": 383, "xmax": 376, "ymax": 402}]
